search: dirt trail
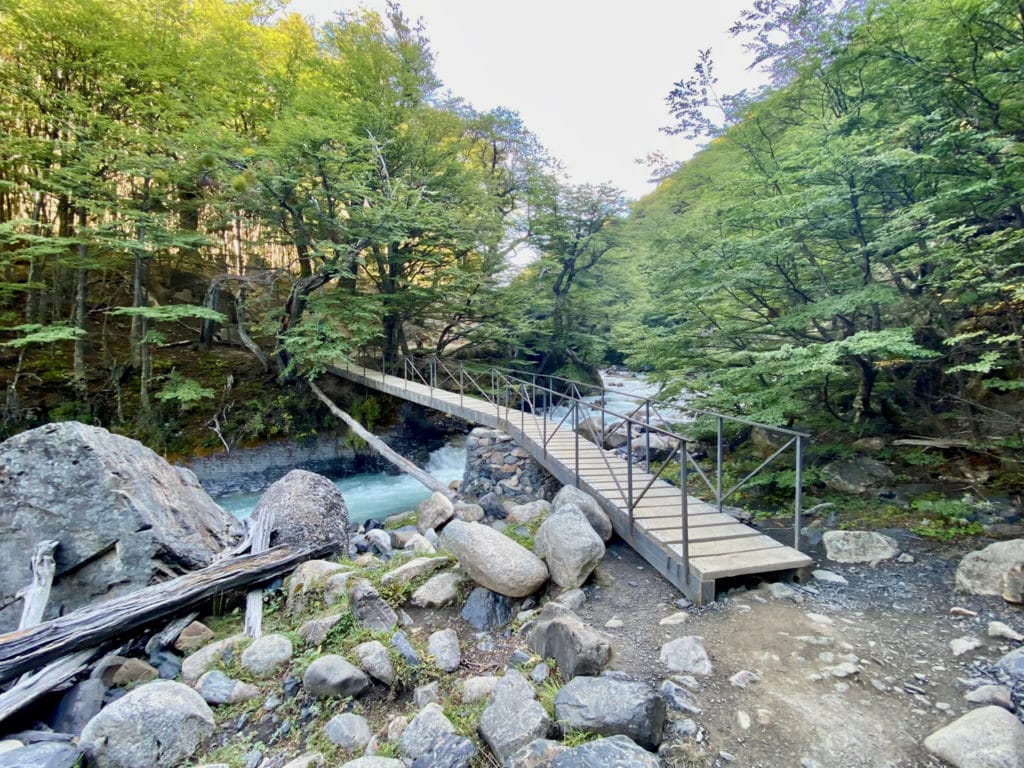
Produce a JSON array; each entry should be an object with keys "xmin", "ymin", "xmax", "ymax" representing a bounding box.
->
[{"xmin": 574, "ymin": 537, "xmax": 1023, "ymax": 767}]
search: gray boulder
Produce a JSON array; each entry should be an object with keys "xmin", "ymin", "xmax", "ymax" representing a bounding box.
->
[
  {"xmin": 299, "ymin": 613, "xmax": 344, "ymax": 646},
  {"xmin": 354, "ymin": 640, "xmax": 396, "ymax": 686},
  {"xmin": 417, "ymin": 492, "xmax": 455, "ymax": 533},
  {"xmin": 997, "ymin": 647, "xmax": 1024, "ymax": 681},
  {"xmin": 412, "ymin": 571, "xmax": 466, "ymax": 608},
  {"xmin": 550, "ymin": 735, "xmax": 661, "ymax": 767},
  {"xmin": 507, "ymin": 500, "xmax": 551, "ymax": 526},
  {"xmin": 439, "ymin": 520, "xmax": 548, "ymax": 598},
  {"xmin": 0, "ymin": 742, "xmax": 80, "ymax": 768},
  {"xmin": 822, "ymin": 531, "xmax": 899, "ymax": 564},
  {"xmin": 428, "ymin": 628, "xmax": 462, "ymax": 672},
  {"xmin": 820, "ymin": 457, "xmax": 895, "ymax": 494},
  {"xmin": 0, "ymin": 422, "xmax": 238, "ymax": 633},
  {"xmin": 923, "ymin": 706, "xmax": 1024, "ymax": 768},
  {"xmin": 251, "ymin": 469, "xmax": 350, "ymax": 555},
  {"xmin": 554, "ymin": 675, "xmax": 666, "ymax": 750},
  {"xmin": 551, "ymin": 486, "xmax": 613, "ymax": 542},
  {"xmin": 660, "ymin": 636, "xmax": 713, "ymax": 676},
  {"xmin": 401, "ymin": 703, "xmax": 456, "ymax": 760},
  {"xmin": 181, "ymin": 634, "xmax": 244, "ymax": 685},
  {"xmin": 410, "ymin": 733, "xmax": 476, "ymax": 768},
  {"xmin": 461, "ymin": 586, "xmax": 516, "ymax": 631},
  {"xmin": 50, "ymin": 678, "xmax": 105, "ymax": 735},
  {"xmin": 349, "ymin": 580, "xmax": 399, "ymax": 633},
  {"xmin": 534, "ymin": 509, "xmax": 605, "ymax": 589},
  {"xmin": 78, "ymin": 681, "xmax": 214, "ymax": 768},
  {"xmin": 956, "ymin": 539, "xmax": 1024, "ymax": 595},
  {"xmin": 240, "ymin": 633, "xmax": 293, "ymax": 678},
  {"xmin": 195, "ymin": 670, "xmax": 260, "ymax": 705},
  {"xmin": 325, "ymin": 712, "xmax": 373, "ymax": 751},
  {"xmin": 478, "ymin": 670, "xmax": 554, "ymax": 763},
  {"xmin": 526, "ymin": 603, "xmax": 612, "ymax": 678},
  {"xmin": 506, "ymin": 739, "xmax": 567, "ymax": 767},
  {"xmin": 302, "ymin": 655, "xmax": 370, "ymax": 699},
  {"xmin": 380, "ymin": 556, "xmax": 449, "ymax": 587}
]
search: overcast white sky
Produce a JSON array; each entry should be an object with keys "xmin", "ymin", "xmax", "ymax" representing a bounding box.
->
[{"xmin": 284, "ymin": 0, "xmax": 765, "ymax": 200}]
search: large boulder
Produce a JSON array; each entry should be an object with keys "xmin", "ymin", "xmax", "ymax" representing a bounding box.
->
[
  {"xmin": 478, "ymin": 670, "xmax": 554, "ymax": 763},
  {"xmin": 554, "ymin": 675, "xmax": 665, "ymax": 750},
  {"xmin": 550, "ymin": 486, "xmax": 613, "ymax": 542},
  {"xmin": 550, "ymin": 735, "xmax": 661, "ymax": 767},
  {"xmin": 78, "ymin": 681, "xmax": 214, "ymax": 768},
  {"xmin": 251, "ymin": 469, "xmax": 349, "ymax": 556},
  {"xmin": 822, "ymin": 530, "xmax": 899, "ymax": 564},
  {"xmin": 417, "ymin": 492, "xmax": 455, "ymax": 534},
  {"xmin": 956, "ymin": 539, "xmax": 1024, "ymax": 595},
  {"xmin": 439, "ymin": 520, "xmax": 548, "ymax": 598},
  {"xmin": 534, "ymin": 508, "xmax": 605, "ymax": 589},
  {"xmin": 923, "ymin": 706, "xmax": 1024, "ymax": 768},
  {"xmin": 525, "ymin": 603, "xmax": 612, "ymax": 678},
  {"xmin": 0, "ymin": 422, "xmax": 238, "ymax": 633},
  {"xmin": 820, "ymin": 457, "xmax": 895, "ymax": 494}
]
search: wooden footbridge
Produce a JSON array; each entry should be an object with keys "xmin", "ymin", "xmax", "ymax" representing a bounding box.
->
[{"xmin": 330, "ymin": 357, "xmax": 811, "ymax": 603}]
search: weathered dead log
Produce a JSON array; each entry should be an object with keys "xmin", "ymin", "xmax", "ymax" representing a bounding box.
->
[
  {"xmin": 310, "ymin": 379, "xmax": 457, "ymax": 500},
  {"xmin": 0, "ymin": 544, "xmax": 332, "ymax": 684},
  {"xmin": 17, "ymin": 540, "xmax": 59, "ymax": 631},
  {"xmin": 0, "ymin": 649, "xmax": 96, "ymax": 725},
  {"xmin": 243, "ymin": 506, "xmax": 275, "ymax": 639}
]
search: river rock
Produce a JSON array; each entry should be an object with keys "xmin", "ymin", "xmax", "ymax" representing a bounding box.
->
[
  {"xmin": 173, "ymin": 621, "xmax": 215, "ymax": 652},
  {"xmin": 461, "ymin": 586, "xmax": 516, "ymax": 630},
  {"xmin": 325, "ymin": 712, "xmax": 373, "ymax": 751},
  {"xmin": 428, "ymin": 628, "xmax": 461, "ymax": 672},
  {"xmin": 354, "ymin": 640, "xmax": 396, "ymax": 686},
  {"xmin": 302, "ymin": 655, "xmax": 370, "ymax": 699},
  {"xmin": 956, "ymin": 540, "xmax": 1024, "ymax": 595},
  {"xmin": 507, "ymin": 500, "xmax": 551, "ymax": 526},
  {"xmin": 506, "ymin": 739, "xmax": 568, "ymax": 768},
  {"xmin": 241, "ymin": 633, "xmax": 293, "ymax": 678},
  {"xmin": 820, "ymin": 457, "xmax": 895, "ymax": 494},
  {"xmin": 660, "ymin": 636, "xmax": 713, "ymax": 676},
  {"xmin": 997, "ymin": 647, "xmax": 1024, "ymax": 681},
  {"xmin": 534, "ymin": 508, "xmax": 605, "ymax": 589},
  {"xmin": 381, "ymin": 556, "xmax": 449, "ymax": 587},
  {"xmin": 410, "ymin": 733, "xmax": 477, "ymax": 768},
  {"xmin": 181, "ymin": 634, "xmax": 244, "ymax": 685},
  {"xmin": 251, "ymin": 469, "xmax": 350, "ymax": 555},
  {"xmin": 923, "ymin": 705, "xmax": 1024, "ymax": 768},
  {"xmin": 551, "ymin": 486, "xmax": 613, "ymax": 542},
  {"xmin": 282, "ymin": 754, "xmax": 325, "ymax": 768},
  {"xmin": 349, "ymin": 580, "xmax": 399, "ymax": 633},
  {"xmin": 195, "ymin": 670, "xmax": 260, "ymax": 705},
  {"xmin": 0, "ymin": 742, "xmax": 80, "ymax": 768},
  {"xmin": 340, "ymin": 759, "xmax": 404, "ymax": 768},
  {"xmin": 286, "ymin": 560, "xmax": 349, "ymax": 613},
  {"xmin": 439, "ymin": 520, "xmax": 548, "ymax": 597},
  {"xmin": 461, "ymin": 675, "xmax": 499, "ymax": 704},
  {"xmin": 412, "ymin": 570, "xmax": 465, "ymax": 608},
  {"xmin": 418, "ymin": 492, "xmax": 455, "ymax": 533},
  {"xmin": 401, "ymin": 703, "xmax": 456, "ymax": 760},
  {"xmin": 299, "ymin": 613, "xmax": 344, "ymax": 646},
  {"xmin": 525, "ymin": 603, "xmax": 612, "ymax": 678},
  {"xmin": 1004, "ymin": 563, "xmax": 1024, "ymax": 604},
  {"xmin": 50, "ymin": 678, "xmax": 105, "ymax": 735},
  {"xmin": 550, "ymin": 735, "xmax": 661, "ymax": 767},
  {"xmin": 554, "ymin": 675, "xmax": 666, "ymax": 750},
  {"xmin": 79, "ymin": 681, "xmax": 214, "ymax": 768},
  {"xmin": 392, "ymin": 631, "xmax": 421, "ymax": 666},
  {"xmin": 478, "ymin": 670, "xmax": 554, "ymax": 763},
  {"xmin": 0, "ymin": 422, "xmax": 238, "ymax": 633},
  {"xmin": 965, "ymin": 685, "xmax": 1014, "ymax": 709},
  {"xmin": 822, "ymin": 531, "xmax": 899, "ymax": 563}
]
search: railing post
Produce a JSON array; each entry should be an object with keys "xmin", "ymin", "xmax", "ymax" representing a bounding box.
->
[
  {"xmin": 459, "ymin": 366, "xmax": 464, "ymax": 407},
  {"xmin": 680, "ymin": 438, "xmax": 690, "ymax": 585},
  {"xmin": 644, "ymin": 401, "xmax": 651, "ymax": 473},
  {"xmin": 794, "ymin": 435, "xmax": 804, "ymax": 550},
  {"xmin": 626, "ymin": 419, "xmax": 634, "ymax": 513},
  {"xmin": 574, "ymin": 402, "xmax": 580, "ymax": 488},
  {"xmin": 520, "ymin": 384, "xmax": 525, "ymax": 434},
  {"xmin": 716, "ymin": 416, "xmax": 724, "ymax": 514}
]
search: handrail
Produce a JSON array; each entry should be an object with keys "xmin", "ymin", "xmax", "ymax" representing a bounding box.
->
[{"xmin": 347, "ymin": 353, "xmax": 808, "ymax": 579}]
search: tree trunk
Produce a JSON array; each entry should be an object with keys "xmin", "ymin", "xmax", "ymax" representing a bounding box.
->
[
  {"xmin": 236, "ymin": 289, "xmax": 269, "ymax": 371},
  {"xmin": 73, "ymin": 208, "xmax": 88, "ymax": 399},
  {"xmin": 198, "ymin": 281, "xmax": 219, "ymax": 349},
  {"xmin": 309, "ymin": 380, "xmax": 457, "ymax": 500},
  {"xmin": 0, "ymin": 544, "xmax": 333, "ymax": 683},
  {"xmin": 130, "ymin": 225, "xmax": 149, "ymax": 369}
]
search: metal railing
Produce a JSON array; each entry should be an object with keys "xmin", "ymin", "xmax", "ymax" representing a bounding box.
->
[{"xmin": 346, "ymin": 353, "xmax": 808, "ymax": 584}]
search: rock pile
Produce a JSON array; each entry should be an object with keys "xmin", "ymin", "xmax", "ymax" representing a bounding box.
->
[{"xmin": 460, "ymin": 428, "xmax": 559, "ymax": 503}]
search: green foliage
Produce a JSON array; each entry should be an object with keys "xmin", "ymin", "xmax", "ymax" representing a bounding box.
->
[
  {"xmin": 2, "ymin": 324, "xmax": 86, "ymax": 348},
  {"xmin": 156, "ymin": 371, "xmax": 215, "ymax": 407},
  {"xmin": 910, "ymin": 497, "xmax": 985, "ymax": 541}
]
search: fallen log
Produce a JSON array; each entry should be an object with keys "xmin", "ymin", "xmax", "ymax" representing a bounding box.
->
[
  {"xmin": 0, "ymin": 649, "xmax": 97, "ymax": 725},
  {"xmin": 310, "ymin": 379, "xmax": 457, "ymax": 500},
  {"xmin": 0, "ymin": 544, "xmax": 332, "ymax": 684}
]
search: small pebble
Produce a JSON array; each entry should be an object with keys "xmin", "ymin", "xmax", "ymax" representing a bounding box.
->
[{"xmin": 949, "ymin": 606, "xmax": 977, "ymax": 617}]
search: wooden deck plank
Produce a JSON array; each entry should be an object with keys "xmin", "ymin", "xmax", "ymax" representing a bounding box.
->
[
  {"xmin": 684, "ymin": 547, "xmax": 812, "ymax": 580},
  {"xmin": 656, "ymin": 535, "xmax": 784, "ymax": 558},
  {"xmin": 644, "ymin": 523, "xmax": 767, "ymax": 544}
]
